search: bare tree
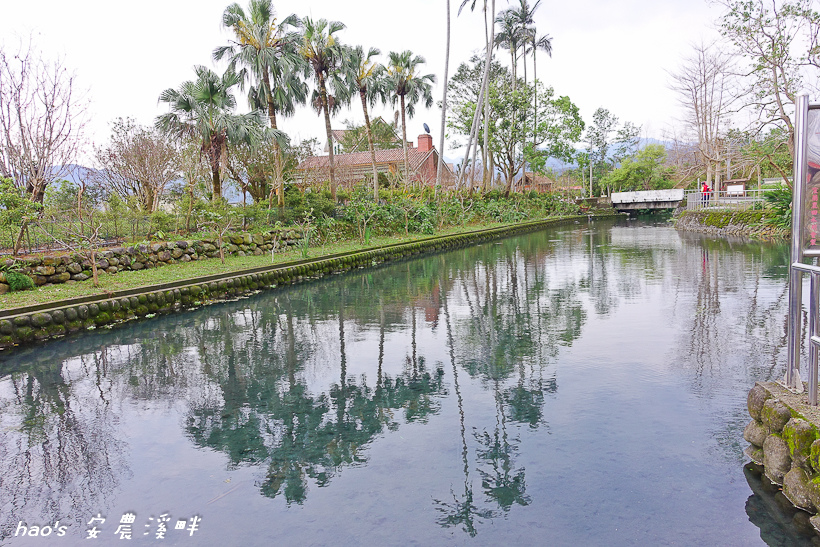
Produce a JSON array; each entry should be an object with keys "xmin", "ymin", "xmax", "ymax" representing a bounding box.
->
[
  {"xmin": 0, "ymin": 39, "xmax": 87, "ymax": 203},
  {"xmin": 669, "ymin": 41, "xmax": 734, "ymax": 188},
  {"xmin": 93, "ymin": 118, "xmax": 181, "ymax": 213},
  {"xmin": 718, "ymin": 0, "xmax": 820, "ymax": 160}
]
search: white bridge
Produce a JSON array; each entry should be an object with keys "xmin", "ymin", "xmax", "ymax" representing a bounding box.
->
[{"xmin": 610, "ymin": 189, "xmax": 685, "ymax": 211}]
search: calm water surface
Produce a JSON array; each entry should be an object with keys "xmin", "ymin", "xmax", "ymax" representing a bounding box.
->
[{"xmin": 0, "ymin": 217, "xmax": 803, "ymax": 546}]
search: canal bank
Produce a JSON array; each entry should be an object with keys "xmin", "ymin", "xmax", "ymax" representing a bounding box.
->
[
  {"xmin": 675, "ymin": 209, "xmax": 788, "ymax": 239},
  {"xmin": 0, "ymin": 214, "xmax": 620, "ymax": 350},
  {"xmin": 744, "ymin": 381, "xmax": 820, "ymax": 541}
]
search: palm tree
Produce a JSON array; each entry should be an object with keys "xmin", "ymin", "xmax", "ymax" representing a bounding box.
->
[
  {"xmin": 349, "ymin": 45, "xmax": 388, "ymax": 200},
  {"xmin": 494, "ymin": 10, "xmax": 524, "ymax": 86},
  {"xmin": 457, "ymin": 0, "xmax": 496, "ymax": 191},
  {"xmin": 297, "ymin": 17, "xmax": 351, "ymax": 202},
  {"xmin": 530, "ymin": 33, "xmax": 552, "ymax": 145},
  {"xmin": 155, "ymin": 65, "xmax": 265, "ymax": 201},
  {"xmin": 387, "ymin": 50, "xmax": 436, "ymax": 189},
  {"xmin": 437, "ymin": 0, "xmax": 452, "ymax": 193},
  {"xmin": 214, "ymin": 0, "xmax": 306, "ymax": 208},
  {"xmin": 509, "ymin": 0, "xmax": 541, "ymax": 87}
]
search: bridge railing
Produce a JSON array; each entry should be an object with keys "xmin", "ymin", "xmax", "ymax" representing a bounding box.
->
[{"xmin": 684, "ymin": 189, "xmax": 767, "ymax": 211}]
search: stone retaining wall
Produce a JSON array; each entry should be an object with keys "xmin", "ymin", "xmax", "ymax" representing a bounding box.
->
[
  {"xmin": 0, "ymin": 228, "xmax": 305, "ymax": 292},
  {"xmin": 675, "ymin": 210, "xmax": 787, "ymax": 239},
  {"xmin": 0, "ymin": 217, "xmax": 587, "ymax": 350},
  {"xmin": 744, "ymin": 381, "xmax": 820, "ymax": 539}
]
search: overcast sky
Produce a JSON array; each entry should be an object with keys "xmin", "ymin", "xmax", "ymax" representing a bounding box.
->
[{"xmin": 0, "ymin": 0, "xmax": 726, "ymax": 162}]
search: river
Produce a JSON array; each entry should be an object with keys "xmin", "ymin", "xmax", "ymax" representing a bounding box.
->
[{"xmin": 0, "ymin": 216, "xmax": 803, "ymax": 546}]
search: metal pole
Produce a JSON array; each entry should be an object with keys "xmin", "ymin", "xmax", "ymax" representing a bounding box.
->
[
  {"xmin": 787, "ymin": 92, "xmax": 810, "ymax": 390},
  {"xmin": 811, "ymin": 273, "xmax": 819, "ymax": 405}
]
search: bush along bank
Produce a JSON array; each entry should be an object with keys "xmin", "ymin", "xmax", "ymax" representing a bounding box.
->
[
  {"xmin": 674, "ymin": 210, "xmax": 788, "ymax": 239},
  {"xmin": 0, "ymin": 215, "xmax": 605, "ymax": 350}
]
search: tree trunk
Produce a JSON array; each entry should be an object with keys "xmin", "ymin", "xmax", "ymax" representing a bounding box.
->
[
  {"xmin": 400, "ymin": 93, "xmax": 410, "ymax": 190},
  {"xmin": 361, "ymin": 91, "xmax": 380, "ymax": 200},
  {"xmin": 481, "ymin": 0, "xmax": 496, "ymax": 191},
  {"xmin": 318, "ymin": 71, "xmax": 337, "ymax": 201},
  {"xmin": 436, "ymin": 0, "xmax": 451, "ymax": 194}
]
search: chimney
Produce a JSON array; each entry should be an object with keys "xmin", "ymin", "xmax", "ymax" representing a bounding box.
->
[{"xmin": 418, "ymin": 133, "xmax": 433, "ymax": 152}]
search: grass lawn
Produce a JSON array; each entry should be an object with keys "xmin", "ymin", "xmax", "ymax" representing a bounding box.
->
[{"xmin": 0, "ymin": 221, "xmax": 517, "ymax": 311}]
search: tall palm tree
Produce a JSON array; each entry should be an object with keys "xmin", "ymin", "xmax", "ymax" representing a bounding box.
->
[
  {"xmin": 297, "ymin": 17, "xmax": 351, "ymax": 202},
  {"xmin": 437, "ymin": 0, "xmax": 452, "ymax": 193},
  {"xmin": 156, "ymin": 65, "xmax": 265, "ymax": 201},
  {"xmin": 530, "ymin": 33, "xmax": 552, "ymax": 145},
  {"xmin": 214, "ymin": 0, "xmax": 306, "ymax": 208},
  {"xmin": 510, "ymin": 0, "xmax": 541, "ymax": 87},
  {"xmin": 349, "ymin": 45, "xmax": 388, "ymax": 200},
  {"xmin": 457, "ymin": 0, "xmax": 496, "ymax": 190},
  {"xmin": 387, "ymin": 50, "xmax": 435, "ymax": 189},
  {"xmin": 494, "ymin": 10, "xmax": 524, "ymax": 86}
]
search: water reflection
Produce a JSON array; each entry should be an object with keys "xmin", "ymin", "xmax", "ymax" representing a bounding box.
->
[{"xmin": 0, "ymin": 218, "xmax": 799, "ymax": 544}]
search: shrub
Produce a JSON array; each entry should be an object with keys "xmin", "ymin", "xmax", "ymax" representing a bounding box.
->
[{"xmin": 6, "ymin": 270, "xmax": 34, "ymax": 291}]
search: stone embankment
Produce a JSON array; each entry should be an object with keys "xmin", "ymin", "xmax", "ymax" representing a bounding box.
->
[
  {"xmin": 744, "ymin": 381, "xmax": 820, "ymax": 539},
  {"xmin": 0, "ymin": 216, "xmax": 605, "ymax": 350},
  {"xmin": 675, "ymin": 210, "xmax": 787, "ymax": 239},
  {"xmin": 0, "ymin": 228, "xmax": 305, "ymax": 293}
]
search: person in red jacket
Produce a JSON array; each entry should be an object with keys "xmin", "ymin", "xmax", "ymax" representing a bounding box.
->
[{"xmin": 701, "ymin": 181, "xmax": 711, "ymax": 205}]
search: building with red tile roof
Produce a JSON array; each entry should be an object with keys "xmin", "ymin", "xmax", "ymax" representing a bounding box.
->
[{"xmin": 296, "ymin": 133, "xmax": 455, "ymax": 189}]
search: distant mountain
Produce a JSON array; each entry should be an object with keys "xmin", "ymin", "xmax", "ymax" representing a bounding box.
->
[{"xmin": 46, "ymin": 164, "xmax": 244, "ymax": 204}]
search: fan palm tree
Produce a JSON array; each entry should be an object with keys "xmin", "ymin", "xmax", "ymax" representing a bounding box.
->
[
  {"xmin": 214, "ymin": 0, "xmax": 306, "ymax": 208},
  {"xmin": 387, "ymin": 50, "xmax": 435, "ymax": 188},
  {"xmin": 349, "ymin": 45, "xmax": 388, "ymax": 199},
  {"xmin": 297, "ymin": 17, "xmax": 351, "ymax": 202},
  {"xmin": 156, "ymin": 65, "xmax": 266, "ymax": 201}
]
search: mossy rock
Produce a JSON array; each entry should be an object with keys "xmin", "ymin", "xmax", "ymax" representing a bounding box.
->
[
  {"xmin": 94, "ymin": 312, "xmax": 112, "ymax": 325},
  {"xmin": 764, "ymin": 433, "xmax": 792, "ymax": 484},
  {"xmin": 744, "ymin": 420, "xmax": 768, "ymax": 447},
  {"xmin": 88, "ymin": 303, "xmax": 99, "ymax": 317},
  {"xmin": 30, "ymin": 313, "xmax": 52, "ymax": 328},
  {"xmin": 15, "ymin": 326, "xmax": 34, "ymax": 342},
  {"xmin": 138, "ymin": 294, "xmax": 148, "ymax": 304},
  {"xmin": 99, "ymin": 301, "xmax": 111, "ymax": 312},
  {"xmin": 47, "ymin": 324, "xmax": 66, "ymax": 337},
  {"xmin": 66, "ymin": 320, "xmax": 83, "ymax": 333},
  {"xmin": 13, "ymin": 315, "xmax": 30, "ymax": 327},
  {"xmin": 762, "ymin": 398, "xmax": 793, "ymax": 434},
  {"xmin": 0, "ymin": 334, "xmax": 17, "ymax": 347},
  {"xmin": 77, "ymin": 305, "xmax": 89, "ymax": 319},
  {"xmin": 783, "ymin": 418, "xmax": 818, "ymax": 469},
  {"xmin": 0, "ymin": 320, "xmax": 13, "ymax": 335}
]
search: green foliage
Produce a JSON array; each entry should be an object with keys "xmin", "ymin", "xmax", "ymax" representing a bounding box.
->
[
  {"xmin": 600, "ymin": 144, "xmax": 673, "ymax": 192},
  {"xmin": 5, "ymin": 270, "xmax": 35, "ymax": 291},
  {"xmin": 339, "ymin": 118, "xmax": 400, "ymax": 153},
  {"xmin": 0, "ymin": 177, "xmax": 42, "ymax": 227},
  {"xmin": 764, "ymin": 184, "xmax": 792, "ymax": 228},
  {"xmin": 284, "ymin": 187, "xmax": 336, "ymax": 224}
]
